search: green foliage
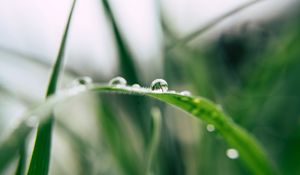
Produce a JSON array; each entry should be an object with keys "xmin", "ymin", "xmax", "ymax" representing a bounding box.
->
[{"xmin": 1, "ymin": 0, "xmax": 300, "ymax": 174}]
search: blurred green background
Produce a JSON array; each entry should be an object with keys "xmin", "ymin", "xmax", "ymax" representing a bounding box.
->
[{"xmin": 1, "ymin": 0, "xmax": 300, "ymax": 174}]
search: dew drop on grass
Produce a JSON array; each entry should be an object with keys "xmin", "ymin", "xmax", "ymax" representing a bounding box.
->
[
  {"xmin": 151, "ymin": 79, "xmax": 168, "ymax": 92},
  {"xmin": 109, "ymin": 76, "xmax": 127, "ymax": 86},
  {"xmin": 132, "ymin": 83, "xmax": 141, "ymax": 88},
  {"xmin": 72, "ymin": 76, "xmax": 93, "ymax": 86},
  {"xmin": 78, "ymin": 76, "xmax": 93, "ymax": 85},
  {"xmin": 226, "ymin": 148, "xmax": 239, "ymax": 159},
  {"xmin": 206, "ymin": 124, "xmax": 215, "ymax": 132},
  {"xmin": 180, "ymin": 90, "xmax": 191, "ymax": 96}
]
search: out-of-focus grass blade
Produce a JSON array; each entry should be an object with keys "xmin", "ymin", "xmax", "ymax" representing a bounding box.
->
[
  {"xmin": 8, "ymin": 83, "xmax": 276, "ymax": 175},
  {"xmin": 101, "ymin": 0, "xmax": 139, "ymax": 84},
  {"xmin": 146, "ymin": 107, "xmax": 162, "ymax": 174},
  {"xmin": 167, "ymin": 0, "xmax": 264, "ymax": 51},
  {"xmin": 27, "ymin": 0, "xmax": 77, "ymax": 175},
  {"xmin": 0, "ymin": 46, "xmax": 79, "ymax": 77},
  {"xmin": 97, "ymin": 98, "xmax": 145, "ymax": 175},
  {"xmin": 15, "ymin": 141, "xmax": 27, "ymax": 175},
  {"xmin": 0, "ymin": 122, "xmax": 33, "ymax": 173}
]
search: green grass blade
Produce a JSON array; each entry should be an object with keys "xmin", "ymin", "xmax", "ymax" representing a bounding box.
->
[
  {"xmin": 15, "ymin": 141, "xmax": 27, "ymax": 175},
  {"xmin": 9, "ymin": 83, "xmax": 276, "ymax": 175},
  {"xmin": 27, "ymin": 0, "xmax": 77, "ymax": 175},
  {"xmin": 45, "ymin": 0, "xmax": 77, "ymax": 97},
  {"xmin": 167, "ymin": 0, "xmax": 264, "ymax": 51},
  {"xmin": 146, "ymin": 107, "xmax": 162, "ymax": 174},
  {"xmin": 91, "ymin": 85, "xmax": 275, "ymax": 175},
  {"xmin": 101, "ymin": 0, "xmax": 139, "ymax": 84}
]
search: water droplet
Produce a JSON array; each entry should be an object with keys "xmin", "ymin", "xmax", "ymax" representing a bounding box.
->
[
  {"xmin": 206, "ymin": 124, "xmax": 215, "ymax": 132},
  {"xmin": 132, "ymin": 83, "xmax": 141, "ymax": 88},
  {"xmin": 169, "ymin": 90, "xmax": 176, "ymax": 93},
  {"xmin": 72, "ymin": 76, "xmax": 93, "ymax": 87},
  {"xmin": 151, "ymin": 79, "xmax": 168, "ymax": 92},
  {"xmin": 180, "ymin": 90, "xmax": 191, "ymax": 96},
  {"xmin": 26, "ymin": 116, "xmax": 38, "ymax": 127},
  {"xmin": 226, "ymin": 148, "xmax": 239, "ymax": 159},
  {"xmin": 78, "ymin": 76, "xmax": 93, "ymax": 85},
  {"xmin": 109, "ymin": 76, "xmax": 127, "ymax": 86}
]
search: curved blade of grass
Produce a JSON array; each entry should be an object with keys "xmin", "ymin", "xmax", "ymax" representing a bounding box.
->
[
  {"xmin": 167, "ymin": 0, "xmax": 264, "ymax": 51},
  {"xmin": 101, "ymin": 0, "xmax": 139, "ymax": 84},
  {"xmin": 90, "ymin": 85, "xmax": 275, "ymax": 175},
  {"xmin": 27, "ymin": 0, "xmax": 77, "ymax": 175},
  {"xmin": 1, "ymin": 83, "xmax": 275, "ymax": 175},
  {"xmin": 146, "ymin": 107, "xmax": 162, "ymax": 174}
]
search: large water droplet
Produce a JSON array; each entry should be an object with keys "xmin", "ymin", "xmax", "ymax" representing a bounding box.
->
[
  {"xmin": 151, "ymin": 79, "xmax": 168, "ymax": 92},
  {"xmin": 73, "ymin": 76, "xmax": 93, "ymax": 86},
  {"xmin": 226, "ymin": 148, "xmax": 239, "ymax": 159},
  {"xmin": 180, "ymin": 90, "xmax": 191, "ymax": 96},
  {"xmin": 206, "ymin": 124, "xmax": 215, "ymax": 132},
  {"xmin": 109, "ymin": 76, "xmax": 127, "ymax": 86}
]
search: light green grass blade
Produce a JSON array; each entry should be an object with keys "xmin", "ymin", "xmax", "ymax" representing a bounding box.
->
[
  {"xmin": 5, "ymin": 83, "xmax": 275, "ymax": 175},
  {"xmin": 146, "ymin": 107, "xmax": 162, "ymax": 174},
  {"xmin": 27, "ymin": 0, "xmax": 77, "ymax": 175},
  {"xmin": 167, "ymin": 0, "xmax": 264, "ymax": 51}
]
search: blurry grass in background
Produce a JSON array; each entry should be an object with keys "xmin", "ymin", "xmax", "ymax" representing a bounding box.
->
[{"xmin": 1, "ymin": 0, "xmax": 300, "ymax": 175}]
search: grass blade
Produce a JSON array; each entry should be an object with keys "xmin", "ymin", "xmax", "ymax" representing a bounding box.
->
[
  {"xmin": 146, "ymin": 107, "xmax": 162, "ymax": 174},
  {"xmin": 15, "ymin": 141, "xmax": 27, "ymax": 175},
  {"xmin": 45, "ymin": 0, "xmax": 77, "ymax": 97},
  {"xmin": 167, "ymin": 0, "xmax": 264, "ymax": 51},
  {"xmin": 27, "ymin": 0, "xmax": 77, "ymax": 175},
  {"xmin": 91, "ymin": 85, "xmax": 275, "ymax": 175}
]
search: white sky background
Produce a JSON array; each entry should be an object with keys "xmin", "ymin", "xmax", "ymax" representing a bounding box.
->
[{"xmin": 0, "ymin": 0, "xmax": 298, "ymax": 101}]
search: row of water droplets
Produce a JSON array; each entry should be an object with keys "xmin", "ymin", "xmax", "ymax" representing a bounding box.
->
[
  {"xmin": 108, "ymin": 76, "xmax": 191, "ymax": 95},
  {"xmin": 69, "ymin": 76, "xmax": 238, "ymax": 159}
]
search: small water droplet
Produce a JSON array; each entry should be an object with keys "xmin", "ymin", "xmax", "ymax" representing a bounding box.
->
[
  {"xmin": 151, "ymin": 79, "xmax": 168, "ymax": 92},
  {"xmin": 26, "ymin": 116, "xmax": 38, "ymax": 127},
  {"xmin": 132, "ymin": 83, "xmax": 141, "ymax": 88},
  {"xmin": 226, "ymin": 148, "xmax": 239, "ymax": 159},
  {"xmin": 206, "ymin": 124, "xmax": 215, "ymax": 132},
  {"xmin": 72, "ymin": 76, "xmax": 93, "ymax": 87},
  {"xmin": 109, "ymin": 76, "xmax": 127, "ymax": 86},
  {"xmin": 180, "ymin": 90, "xmax": 191, "ymax": 96}
]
